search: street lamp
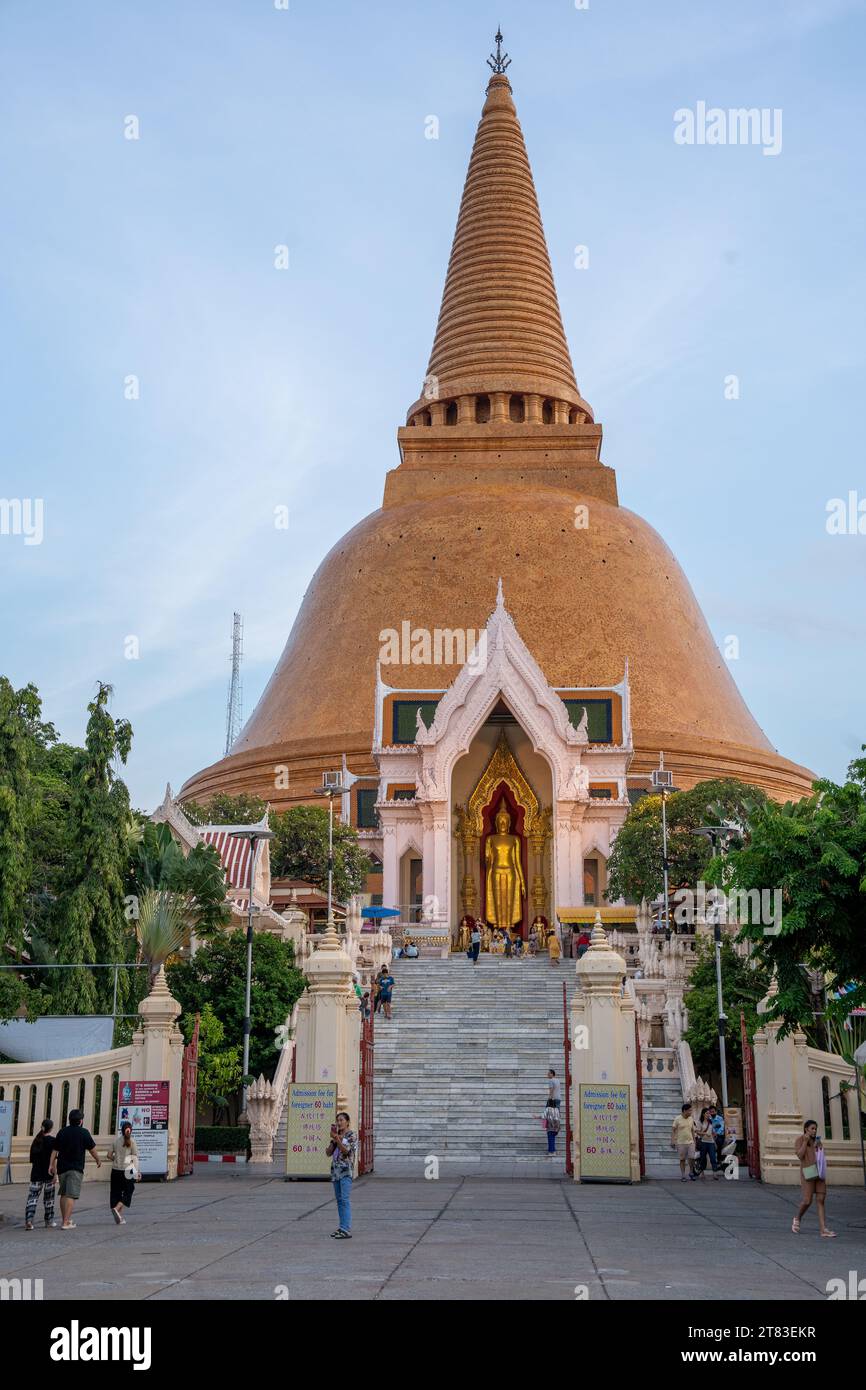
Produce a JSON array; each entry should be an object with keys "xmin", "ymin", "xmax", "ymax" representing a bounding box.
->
[
  {"xmin": 229, "ymin": 823, "xmax": 274, "ymax": 1116},
  {"xmin": 651, "ymin": 753, "xmax": 677, "ymax": 939},
  {"xmin": 693, "ymin": 823, "xmax": 738, "ymax": 1110},
  {"xmin": 315, "ymin": 772, "xmax": 346, "ymax": 925}
]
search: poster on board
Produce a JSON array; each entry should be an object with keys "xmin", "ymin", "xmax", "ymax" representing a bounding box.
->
[
  {"xmin": 285, "ymin": 1083, "xmax": 337, "ymax": 1179},
  {"xmin": 579, "ymin": 1083, "xmax": 632, "ymax": 1182},
  {"xmin": 0, "ymin": 1099, "xmax": 14, "ymax": 1180},
  {"xmin": 116, "ymin": 1079, "xmax": 169, "ymax": 1177}
]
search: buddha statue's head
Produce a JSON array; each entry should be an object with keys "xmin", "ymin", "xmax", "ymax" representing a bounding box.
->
[{"xmin": 495, "ymin": 807, "xmax": 511, "ymax": 833}]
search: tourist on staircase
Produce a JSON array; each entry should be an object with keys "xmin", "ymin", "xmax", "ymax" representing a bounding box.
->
[
  {"xmin": 548, "ymin": 931, "xmax": 562, "ymax": 967},
  {"xmin": 377, "ymin": 967, "xmax": 396, "ymax": 1019},
  {"xmin": 470, "ymin": 922, "xmax": 481, "ymax": 963},
  {"xmin": 547, "ymin": 1069, "xmax": 561, "ymax": 1111}
]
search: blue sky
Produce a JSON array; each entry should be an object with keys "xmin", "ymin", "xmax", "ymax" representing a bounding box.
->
[{"xmin": 1, "ymin": 0, "xmax": 864, "ymax": 810}]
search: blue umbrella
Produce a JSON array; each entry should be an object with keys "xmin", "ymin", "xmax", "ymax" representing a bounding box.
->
[{"xmin": 361, "ymin": 906, "xmax": 401, "ymax": 919}]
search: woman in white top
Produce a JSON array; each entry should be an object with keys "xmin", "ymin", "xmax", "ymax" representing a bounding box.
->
[{"xmin": 108, "ymin": 1122, "xmax": 140, "ymax": 1225}]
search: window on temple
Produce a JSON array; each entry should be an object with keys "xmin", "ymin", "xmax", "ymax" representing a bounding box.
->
[
  {"xmin": 542, "ymin": 398, "xmax": 554, "ymax": 423},
  {"xmin": 392, "ymin": 699, "xmax": 440, "ymax": 744},
  {"xmin": 356, "ymin": 789, "xmax": 380, "ymax": 829},
  {"xmin": 628, "ymin": 787, "xmax": 648, "ymax": 806},
  {"xmin": 562, "ymin": 698, "xmax": 613, "ymax": 742},
  {"xmin": 367, "ymin": 856, "xmax": 382, "ymax": 876},
  {"xmin": 445, "ymin": 401, "xmax": 458, "ymax": 425},
  {"xmin": 475, "ymin": 394, "xmax": 490, "ymax": 423},
  {"xmin": 589, "ymin": 787, "xmax": 612, "ymax": 800},
  {"xmin": 393, "ymin": 788, "xmax": 416, "ymax": 801},
  {"xmin": 509, "ymin": 394, "xmax": 525, "ymax": 422},
  {"xmin": 371, "ymin": 894, "xmax": 383, "ymax": 908}
]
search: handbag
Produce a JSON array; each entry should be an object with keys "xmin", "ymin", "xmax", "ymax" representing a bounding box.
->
[
  {"xmin": 802, "ymin": 1163, "xmax": 819, "ymax": 1181},
  {"xmin": 123, "ymin": 1155, "xmax": 139, "ymax": 1181}
]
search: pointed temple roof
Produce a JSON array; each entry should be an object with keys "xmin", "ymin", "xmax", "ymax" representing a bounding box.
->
[{"xmin": 409, "ymin": 72, "xmax": 592, "ymax": 420}]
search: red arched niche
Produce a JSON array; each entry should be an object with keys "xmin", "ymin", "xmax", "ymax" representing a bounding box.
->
[{"xmin": 479, "ymin": 780, "xmax": 530, "ymax": 936}]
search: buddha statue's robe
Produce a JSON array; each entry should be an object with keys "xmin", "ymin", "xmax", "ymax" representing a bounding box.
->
[{"xmin": 484, "ymin": 817, "xmax": 525, "ymax": 929}]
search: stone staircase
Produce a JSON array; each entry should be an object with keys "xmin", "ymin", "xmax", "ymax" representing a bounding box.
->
[
  {"xmin": 640, "ymin": 1074, "xmax": 682, "ymax": 1177},
  {"xmin": 373, "ymin": 955, "xmax": 573, "ymax": 1174}
]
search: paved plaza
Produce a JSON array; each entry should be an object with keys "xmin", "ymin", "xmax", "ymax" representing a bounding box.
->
[{"xmin": 2, "ymin": 1168, "xmax": 864, "ymax": 1301}]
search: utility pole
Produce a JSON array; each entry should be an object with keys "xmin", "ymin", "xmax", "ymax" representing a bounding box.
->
[{"xmin": 224, "ymin": 612, "xmax": 244, "ymax": 755}]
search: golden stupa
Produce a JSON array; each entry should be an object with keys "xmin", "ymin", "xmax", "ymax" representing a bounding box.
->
[{"xmin": 182, "ymin": 66, "xmax": 812, "ymax": 810}]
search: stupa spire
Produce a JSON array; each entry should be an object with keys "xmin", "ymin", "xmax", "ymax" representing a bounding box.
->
[{"xmin": 409, "ymin": 40, "xmax": 592, "ymax": 422}]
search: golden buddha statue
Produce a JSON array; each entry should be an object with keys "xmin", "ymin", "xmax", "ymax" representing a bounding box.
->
[{"xmin": 484, "ymin": 807, "xmax": 526, "ymax": 932}]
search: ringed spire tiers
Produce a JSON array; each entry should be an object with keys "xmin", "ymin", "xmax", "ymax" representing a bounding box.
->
[{"xmin": 407, "ymin": 54, "xmax": 592, "ymax": 422}]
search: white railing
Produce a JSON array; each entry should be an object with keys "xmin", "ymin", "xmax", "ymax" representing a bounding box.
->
[
  {"xmin": 0, "ymin": 1046, "xmax": 132, "ymax": 1182},
  {"xmin": 676, "ymin": 1038, "xmax": 717, "ymax": 1106}
]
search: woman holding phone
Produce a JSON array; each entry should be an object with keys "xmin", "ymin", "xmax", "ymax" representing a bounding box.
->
[{"xmin": 792, "ymin": 1120, "xmax": 835, "ymax": 1236}]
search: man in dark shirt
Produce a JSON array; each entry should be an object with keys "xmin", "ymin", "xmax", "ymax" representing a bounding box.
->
[{"xmin": 48, "ymin": 1108, "xmax": 101, "ymax": 1229}]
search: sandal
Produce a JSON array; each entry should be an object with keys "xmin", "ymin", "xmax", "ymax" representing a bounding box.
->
[
  {"xmin": 333, "ymin": 1229, "xmax": 352, "ymax": 1239},
  {"xmin": 112, "ymin": 1208, "xmax": 122, "ymax": 1225},
  {"xmin": 61, "ymin": 1222, "xmax": 76, "ymax": 1230},
  {"xmin": 820, "ymin": 1230, "xmax": 836, "ymax": 1238},
  {"xmin": 24, "ymin": 1221, "xmax": 34, "ymax": 1231},
  {"xmin": 791, "ymin": 1218, "xmax": 800, "ymax": 1233}
]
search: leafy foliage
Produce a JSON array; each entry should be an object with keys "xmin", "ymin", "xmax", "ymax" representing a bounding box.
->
[
  {"xmin": 129, "ymin": 822, "xmax": 229, "ymax": 939},
  {"xmin": 48, "ymin": 684, "xmax": 135, "ymax": 1015},
  {"xmin": 722, "ymin": 754, "xmax": 866, "ymax": 1034},
  {"xmin": 683, "ymin": 937, "xmax": 770, "ymax": 1076},
  {"xmin": 0, "ymin": 679, "xmax": 55, "ymax": 957},
  {"xmin": 269, "ymin": 805, "xmax": 370, "ymax": 899},
  {"xmin": 606, "ymin": 778, "xmax": 768, "ymax": 906},
  {"xmin": 167, "ymin": 931, "xmax": 305, "ymax": 1084},
  {"xmin": 182, "ymin": 1003, "xmax": 243, "ymax": 1124},
  {"xmin": 182, "ymin": 793, "xmax": 267, "ymax": 827}
]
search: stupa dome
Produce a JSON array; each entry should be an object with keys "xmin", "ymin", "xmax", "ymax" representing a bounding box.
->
[{"xmin": 182, "ymin": 69, "xmax": 812, "ymax": 810}]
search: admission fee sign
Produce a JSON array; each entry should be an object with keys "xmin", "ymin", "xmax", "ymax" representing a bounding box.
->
[
  {"xmin": 285, "ymin": 1082, "xmax": 337, "ymax": 1179},
  {"xmin": 116, "ymin": 1079, "xmax": 170, "ymax": 1177},
  {"xmin": 579, "ymin": 1083, "xmax": 632, "ymax": 1182}
]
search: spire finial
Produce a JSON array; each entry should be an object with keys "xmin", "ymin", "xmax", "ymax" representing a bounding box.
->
[{"xmin": 487, "ymin": 26, "xmax": 511, "ymax": 74}]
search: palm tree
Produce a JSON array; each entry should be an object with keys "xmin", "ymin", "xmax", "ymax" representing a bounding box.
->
[{"xmin": 135, "ymin": 889, "xmax": 190, "ymax": 986}]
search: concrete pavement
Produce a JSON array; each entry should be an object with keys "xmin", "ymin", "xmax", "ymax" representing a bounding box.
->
[{"xmin": 1, "ymin": 1168, "xmax": 864, "ymax": 1301}]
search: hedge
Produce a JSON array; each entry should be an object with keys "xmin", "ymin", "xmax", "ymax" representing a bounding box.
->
[{"xmin": 194, "ymin": 1125, "xmax": 250, "ymax": 1154}]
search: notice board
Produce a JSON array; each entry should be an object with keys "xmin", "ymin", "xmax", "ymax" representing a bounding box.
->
[
  {"xmin": 116, "ymin": 1079, "xmax": 170, "ymax": 1177},
  {"xmin": 285, "ymin": 1082, "xmax": 337, "ymax": 1179},
  {"xmin": 579, "ymin": 1083, "xmax": 632, "ymax": 1182}
]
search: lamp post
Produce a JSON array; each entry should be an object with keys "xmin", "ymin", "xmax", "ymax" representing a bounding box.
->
[
  {"xmin": 315, "ymin": 772, "xmax": 346, "ymax": 926},
  {"xmin": 229, "ymin": 824, "xmax": 274, "ymax": 1116},
  {"xmin": 693, "ymin": 824, "xmax": 738, "ymax": 1110},
  {"xmin": 651, "ymin": 753, "xmax": 677, "ymax": 939}
]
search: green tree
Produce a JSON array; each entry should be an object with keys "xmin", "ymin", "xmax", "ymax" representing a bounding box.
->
[
  {"xmin": 722, "ymin": 753, "xmax": 866, "ymax": 1035},
  {"xmin": 683, "ymin": 937, "xmax": 770, "ymax": 1076},
  {"xmin": 269, "ymin": 805, "xmax": 370, "ymax": 899},
  {"xmin": 49, "ymin": 684, "xmax": 135, "ymax": 1015},
  {"xmin": 181, "ymin": 793, "xmax": 267, "ymax": 827},
  {"xmin": 167, "ymin": 931, "xmax": 305, "ymax": 1083},
  {"xmin": 181, "ymin": 1003, "xmax": 243, "ymax": 1123},
  {"xmin": 606, "ymin": 778, "xmax": 768, "ymax": 906},
  {"xmin": 0, "ymin": 678, "xmax": 55, "ymax": 956},
  {"xmin": 128, "ymin": 822, "xmax": 229, "ymax": 939}
]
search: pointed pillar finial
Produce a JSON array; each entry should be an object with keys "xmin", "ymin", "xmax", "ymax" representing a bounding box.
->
[{"xmin": 487, "ymin": 26, "xmax": 511, "ymax": 74}]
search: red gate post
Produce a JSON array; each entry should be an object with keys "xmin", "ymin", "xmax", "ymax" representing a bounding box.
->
[
  {"xmin": 563, "ymin": 982, "xmax": 573, "ymax": 1176},
  {"xmin": 178, "ymin": 1012, "xmax": 200, "ymax": 1177},
  {"xmin": 358, "ymin": 1007, "xmax": 375, "ymax": 1175},
  {"xmin": 634, "ymin": 1014, "xmax": 646, "ymax": 1179},
  {"xmin": 740, "ymin": 1010, "xmax": 761, "ymax": 1180}
]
